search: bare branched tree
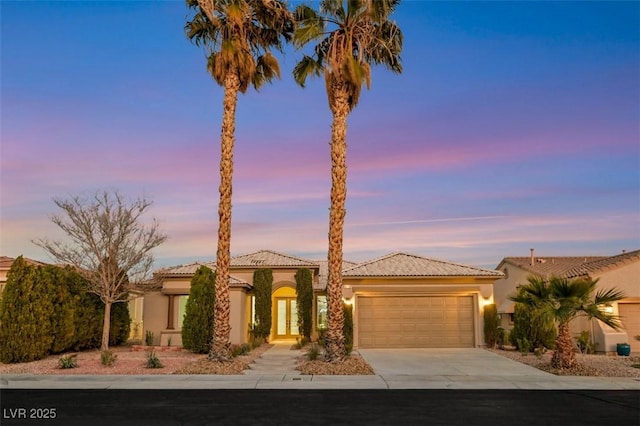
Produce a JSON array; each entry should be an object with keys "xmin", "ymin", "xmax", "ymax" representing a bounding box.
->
[{"xmin": 33, "ymin": 190, "xmax": 167, "ymax": 351}]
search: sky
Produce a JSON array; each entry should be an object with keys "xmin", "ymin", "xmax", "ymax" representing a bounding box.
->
[{"xmin": 1, "ymin": 1, "xmax": 638, "ymax": 270}]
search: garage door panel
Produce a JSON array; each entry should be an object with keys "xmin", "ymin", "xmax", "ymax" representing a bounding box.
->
[
  {"xmin": 619, "ymin": 303, "xmax": 640, "ymax": 343},
  {"xmin": 357, "ymin": 295, "xmax": 475, "ymax": 348}
]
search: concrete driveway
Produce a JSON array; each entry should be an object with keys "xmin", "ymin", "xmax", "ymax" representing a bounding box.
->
[{"xmin": 357, "ymin": 348, "xmax": 552, "ymax": 377}]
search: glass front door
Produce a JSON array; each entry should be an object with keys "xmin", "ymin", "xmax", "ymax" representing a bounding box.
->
[{"xmin": 275, "ymin": 297, "xmax": 299, "ymax": 338}]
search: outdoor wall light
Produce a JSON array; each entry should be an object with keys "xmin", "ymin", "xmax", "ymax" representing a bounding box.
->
[{"xmin": 602, "ymin": 304, "xmax": 614, "ymax": 314}]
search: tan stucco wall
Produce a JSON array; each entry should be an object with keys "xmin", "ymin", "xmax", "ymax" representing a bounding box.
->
[{"xmin": 142, "ymin": 292, "xmax": 167, "ymax": 346}]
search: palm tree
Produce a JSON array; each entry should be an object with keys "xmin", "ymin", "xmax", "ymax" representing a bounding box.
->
[
  {"xmin": 185, "ymin": 0, "xmax": 294, "ymax": 361},
  {"xmin": 509, "ymin": 275, "xmax": 625, "ymax": 369},
  {"xmin": 292, "ymin": 0, "xmax": 403, "ymax": 361}
]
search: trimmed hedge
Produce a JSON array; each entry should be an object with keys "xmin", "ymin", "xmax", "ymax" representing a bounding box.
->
[
  {"xmin": 295, "ymin": 268, "xmax": 313, "ymax": 340},
  {"xmin": 343, "ymin": 303, "xmax": 353, "ymax": 356},
  {"xmin": 483, "ymin": 303, "xmax": 499, "ymax": 348},
  {"xmin": 181, "ymin": 265, "xmax": 216, "ymax": 353},
  {"xmin": 0, "ymin": 257, "xmax": 131, "ymax": 363},
  {"xmin": 253, "ymin": 269, "xmax": 273, "ymax": 340}
]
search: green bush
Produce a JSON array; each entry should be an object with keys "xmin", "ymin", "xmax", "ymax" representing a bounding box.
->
[
  {"xmin": 145, "ymin": 350, "xmax": 163, "ymax": 369},
  {"xmin": 576, "ymin": 330, "xmax": 596, "ymax": 354},
  {"xmin": 100, "ymin": 350, "xmax": 117, "ymax": 366},
  {"xmin": 181, "ymin": 266, "xmax": 216, "ymax": 353},
  {"xmin": 0, "ymin": 259, "xmax": 132, "ymax": 363},
  {"xmin": 231, "ymin": 343, "xmax": 251, "ymax": 357},
  {"xmin": 295, "ymin": 268, "xmax": 313, "ymax": 340},
  {"xmin": 308, "ymin": 344, "xmax": 320, "ymax": 361},
  {"xmin": 0, "ymin": 257, "xmax": 55, "ymax": 363},
  {"xmin": 343, "ymin": 303, "xmax": 354, "ymax": 356},
  {"xmin": 483, "ymin": 303, "xmax": 499, "ymax": 348},
  {"xmin": 510, "ymin": 298, "xmax": 556, "ymax": 352},
  {"xmin": 253, "ymin": 269, "xmax": 273, "ymax": 340}
]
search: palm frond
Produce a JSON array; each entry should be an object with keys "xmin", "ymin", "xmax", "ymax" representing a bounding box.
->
[
  {"xmin": 594, "ymin": 287, "xmax": 626, "ymax": 305},
  {"xmin": 293, "ymin": 55, "xmax": 322, "ymax": 87}
]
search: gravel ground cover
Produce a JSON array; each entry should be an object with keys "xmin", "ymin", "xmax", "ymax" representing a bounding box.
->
[{"xmin": 488, "ymin": 348, "xmax": 640, "ymax": 377}]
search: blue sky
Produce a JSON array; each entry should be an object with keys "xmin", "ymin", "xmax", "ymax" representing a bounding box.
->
[{"xmin": 1, "ymin": 1, "xmax": 638, "ymax": 269}]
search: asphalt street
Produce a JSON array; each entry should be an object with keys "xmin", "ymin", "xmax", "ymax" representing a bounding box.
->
[{"xmin": 2, "ymin": 389, "xmax": 638, "ymax": 426}]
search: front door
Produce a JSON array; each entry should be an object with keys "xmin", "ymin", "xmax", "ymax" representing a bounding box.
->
[{"xmin": 275, "ymin": 297, "xmax": 299, "ymax": 339}]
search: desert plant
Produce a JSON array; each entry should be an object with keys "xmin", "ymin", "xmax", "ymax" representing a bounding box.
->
[
  {"xmin": 145, "ymin": 330, "xmax": 154, "ymax": 346},
  {"xmin": 483, "ymin": 303, "xmax": 500, "ymax": 348},
  {"xmin": 231, "ymin": 343, "xmax": 251, "ymax": 357},
  {"xmin": 308, "ymin": 344, "xmax": 321, "ymax": 361},
  {"xmin": 510, "ymin": 275, "xmax": 625, "ymax": 369},
  {"xmin": 100, "ymin": 350, "xmax": 117, "ymax": 366},
  {"xmin": 253, "ymin": 269, "xmax": 273, "ymax": 340},
  {"xmin": 295, "ymin": 268, "xmax": 314, "ymax": 340},
  {"xmin": 58, "ymin": 354, "xmax": 78, "ymax": 369},
  {"xmin": 509, "ymin": 293, "xmax": 557, "ymax": 351},
  {"xmin": 576, "ymin": 330, "xmax": 597, "ymax": 354},
  {"xmin": 145, "ymin": 350, "xmax": 163, "ymax": 369}
]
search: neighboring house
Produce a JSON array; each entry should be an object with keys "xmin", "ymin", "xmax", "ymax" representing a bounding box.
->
[
  {"xmin": 143, "ymin": 250, "xmax": 503, "ymax": 349},
  {"xmin": 0, "ymin": 255, "xmax": 48, "ymax": 296},
  {"xmin": 494, "ymin": 249, "xmax": 640, "ymax": 353}
]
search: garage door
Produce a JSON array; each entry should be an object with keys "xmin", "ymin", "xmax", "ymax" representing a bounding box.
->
[
  {"xmin": 357, "ymin": 296, "xmax": 475, "ymax": 348},
  {"xmin": 619, "ymin": 303, "xmax": 640, "ymax": 343}
]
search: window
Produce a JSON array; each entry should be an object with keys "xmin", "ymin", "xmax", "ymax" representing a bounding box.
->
[
  {"xmin": 316, "ymin": 295, "xmax": 327, "ymax": 330},
  {"xmin": 178, "ymin": 295, "xmax": 189, "ymax": 329}
]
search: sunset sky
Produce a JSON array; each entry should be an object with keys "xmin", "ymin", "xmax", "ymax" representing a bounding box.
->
[{"xmin": 2, "ymin": 1, "xmax": 638, "ymax": 270}]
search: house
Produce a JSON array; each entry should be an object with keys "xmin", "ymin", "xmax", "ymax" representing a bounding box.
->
[
  {"xmin": 494, "ymin": 249, "xmax": 640, "ymax": 352},
  {"xmin": 0, "ymin": 255, "xmax": 48, "ymax": 295},
  {"xmin": 142, "ymin": 250, "xmax": 503, "ymax": 349}
]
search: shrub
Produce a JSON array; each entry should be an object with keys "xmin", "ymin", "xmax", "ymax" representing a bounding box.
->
[
  {"xmin": 145, "ymin": 330, "xmax": 154, "ymax": 346},
  {"xmin": 43, "ymin": 266, "xmax": 77, "ymax": 354},
  {"xmin": 308, "ymin": 344, "xmax": 320, "ymax": 361},
  {"xmin": 181, "ymin": 266, "xmax": 216, "ymax": 353},
  {"xmin": 343, "ymin": 303, "xmax": 354, "ymax": 356},
  {"xmin": 576, "ymin": 330, "xmax": 597, "ymax": 354},
  {"xmin": 253, "ymin": 269, "xmax": 273, "ymax": 340},
  {"xmin": 483, "ymin": 303, "xmax": 499, "ymax": 348},
  {"xmin": 231, "ymin": 343, "xmax": 251, "ymax": 357},
  {"xmin": 58, "ymin": 354, "xmax": 78, "ymax": 369},
  {"xmin": 0, "ymin": 257, "xmax": 55, "ymax": 363},
  {"xmin": 510, "ymin": 299, "xmax": 556, "ymax": 351},
  {"xmin": 109, "ymin": 302, "xmax": 131, "ymax": 346},
  {"xmin": 100, "ymin": 350, "xmax": 117, "ymax": 366},
  {"xmin": 497, "ymin": 327, "xmax": 508, "ymax": 350},
  {"xmin": 295, "ymin": 268, "xmax": 313, "ymax": 340},
  {"xmin": 145, "ymin": 350, "xmax": 163, "ymax": 369},
  {"xmin": 518, "ymin": 338, "xmax": 532, "ymax": 355}
]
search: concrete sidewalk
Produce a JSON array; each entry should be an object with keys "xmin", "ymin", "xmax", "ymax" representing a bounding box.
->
[{"xmin": 1, "ymin": 345, "xmax": 639, "ymax": 390}]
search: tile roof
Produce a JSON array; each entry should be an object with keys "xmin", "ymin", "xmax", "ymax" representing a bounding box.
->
[
  {"xmin": 499, "ymin": 256, "xmax": 606, "ymax": 278},
  {"xmin": 342, "ymin": 252, "xmax": 503, "ymax": 277},
  {"xmin": 497, "ymin": 251, "xmax": 639, "ymax": 279},
  {"xmin": 564, "ymin": 249, "xmax": 640, "ymax": 278},
  {"xmin": 154, "ymin": 262, "xmax": 251, "ymax": 288},
  {"xmin": 315, "ymin": 259, "xmax": 359, "ymax": 290},
  {"xmin": 229, "ymin": 250, "xmax": 319, "ymax": 268},
  {"xmin": 0, "ymin": 256, "xmax": 49, "ymax": 269}
]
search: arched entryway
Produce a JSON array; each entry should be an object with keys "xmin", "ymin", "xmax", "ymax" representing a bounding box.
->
[{"xmin": 272, "ymin": 285, "xmax": 299, "ymax": 340}]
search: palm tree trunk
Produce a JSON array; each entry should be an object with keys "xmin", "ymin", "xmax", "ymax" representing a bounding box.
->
[
  {"xmin": 209, "ymin": 71, "xmax": 240, "ymax": 362},
  {"xmin": 552, "ymin": 321, "xmax": 576, "ymax": 369},
  {"xmin": 101, "ymin": 300, "xmax": 112, "ymax": 352},
  {"xmin": 325, "ymin": 84, "xmax": 350, "ymax": 362}
]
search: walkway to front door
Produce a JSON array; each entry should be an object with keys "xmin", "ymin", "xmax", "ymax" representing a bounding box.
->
[{"xmin": 275, "ymin": 297, "xmax": 299, "ymax": 339}]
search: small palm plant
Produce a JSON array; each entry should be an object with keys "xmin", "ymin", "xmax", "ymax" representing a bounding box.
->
[{"xmin": 509, "ymin": 276, "xmax": 625, "ymax": 369}]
